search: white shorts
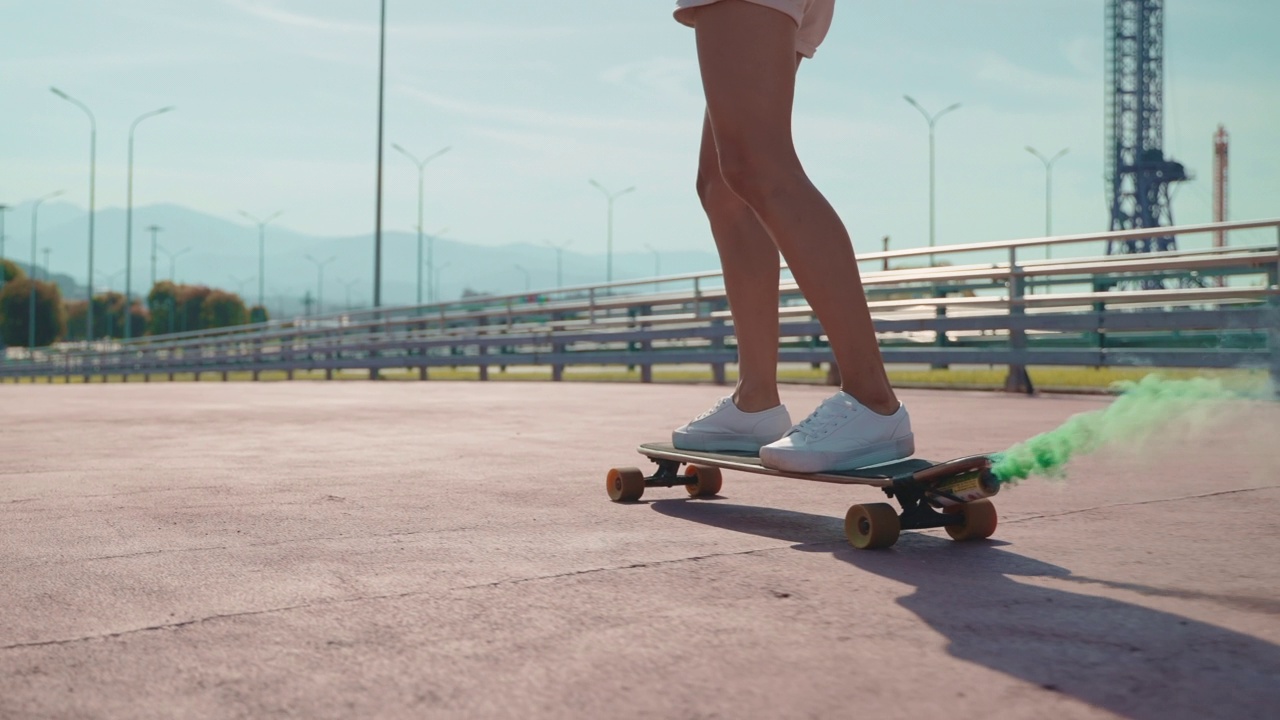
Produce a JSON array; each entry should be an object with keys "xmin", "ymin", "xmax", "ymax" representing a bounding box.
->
[{"xmin": 674, "ymin": 0, "xmax": 836, "ymax": 58}]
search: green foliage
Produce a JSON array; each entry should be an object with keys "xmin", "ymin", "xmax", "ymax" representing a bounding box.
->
[
  {"xmin": 249, "ymin": 305, "xmax": 269, "ymax": 324},
  {"xmin": 1, "ymin": 258, "xmax": 24, "ymax": 284},
  {"xmin": 147, "ymin": 281, "xmax": 252, "ymax": 335},
  {"xmin": 81, "ymin": 288, "xmax": 146, "ymax": 338},
  {"xmin": 0, "ymin": 277, "xmax": 66, "ymax": 346},
  {"xmin": 200, "ymin": 290, "xmax": 248, "ymax": 329}
]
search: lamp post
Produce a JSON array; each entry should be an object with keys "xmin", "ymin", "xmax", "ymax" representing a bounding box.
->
[
  {"xmin": 544, "ymin": 239, "xmax": 571, "ymax": 288},
  {"xmin": 51, "ymin": 87, "xmax": 98, "ymax": 341},
  {"xmin": 159, "ymin": 244, "xmax": 190, "ymax": 281},
  {"xmin": 903, "ymin": 96, "xmax": 961, "ymax": 263},
  {"xmin": 340, "ymin": 278, "xmax": 360, "ymax": 311},
  {"xmin": 147, "ymin": 224, "xmax": 163, "ymax": 288},
  {"xmin": 305, "ymin": 255, "xmax": 336, "ymax": 315},
  {"xmin": 514, "ymin": 264, "xmax": 530, "ymax": 292},
  {"xmin": 588, "ymin": 179, "xmax": 635, "ymax": 284},
  {"xmin": 433, "ymin": 262, "xmax": 451, "ymax": 301},
  {"xmin": 239, "ymin": 209, "xmax": 283, "ymax": 309},
  {"xmin": 124, "ymin": 106, "xmax": 175, "ymax": 340},
  {"xmin": 373, "ymin": 0, "xmax": 388, "ymax": 309},
  {"xmin": 1025, "ymin": 146, "xmax": 1069, "ymax": 258},
  {"xmin": 230, "ymin": 274, "xmax": 255, "ymax": 297},
  {"xmin": 41, "ymin": 248, "xmax": 52, "ymax": 280},
  {"xmin": 29, "ymin": 190, "xmax": 64, "ymax": 349},
  {"xmin": 392, "ymin": 143, "xmax": 451, "ymax": 307}
]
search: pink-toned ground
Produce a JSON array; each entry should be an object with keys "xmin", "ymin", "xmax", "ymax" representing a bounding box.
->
[{"xmin": 1, "ymin": 381, "xmax": 1277, "ymax": 719}]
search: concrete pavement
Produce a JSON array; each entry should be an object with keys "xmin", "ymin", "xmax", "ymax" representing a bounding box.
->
[{"xmin": 2, "ymin": 381, "xmax": 1278, "ymax": 719}]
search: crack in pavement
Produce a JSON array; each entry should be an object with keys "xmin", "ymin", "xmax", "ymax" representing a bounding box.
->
[
  {"xmin": 0, "ymin": 544, "xmax": 794, "ymax": 652},
  {"xmin": 1001, "ymin": 485, "xmax": 1279, "ymax": 524},
  {"xmin": 5, "ymin": 486, "xmax": 1275, "ymax": 653}
]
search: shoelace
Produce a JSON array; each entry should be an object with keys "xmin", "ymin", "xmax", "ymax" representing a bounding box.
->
[
  {"xmin": 693, "ymin": 396, "xmax": 732, "ymax": 422},
  {"xmin": 789, "ymin": 398, "xmax": 854, "ymax": 439}
]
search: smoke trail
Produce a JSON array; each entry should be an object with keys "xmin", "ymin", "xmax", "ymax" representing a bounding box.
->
[{"xmin": 990, "ymin": 374, "xmax": 1269, "ymax": 485}]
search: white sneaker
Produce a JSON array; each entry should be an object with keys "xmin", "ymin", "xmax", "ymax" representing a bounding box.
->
[
  {"xmin": 760, "ymin": 392, "xmax": 914, "ymax": 473},
  {"xmin": 672, "ymin": 396, "xmax": 792, "ymax": 453}
]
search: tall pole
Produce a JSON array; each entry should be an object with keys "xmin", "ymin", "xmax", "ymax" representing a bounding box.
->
[
  {"xmin": 30, "ymin": 190, "xmax": 64, "ymax": 349},
  {"xmin": 168, "ymin": 247, "xmax": 191, "ymax": 281},
  {"xmin": 125, "ymin": 105, "xmax": 175, "ymax": 340},
  {"xmin": 373, "ymin": 0, "xmax": 387, "ymax": 309},
  {"xmin": 589, "ymin": 179, "xmax": 635, "ymax": 283},
  {"xmin": 545, "ymin": 239, "xmax": 571, "ymax": 288},
  {"xmin": 340, "ymin": 278, "xmax": 359, "ymax": 310},
  {"xmin": 514, "ymin": 264, "xmax": 530, "ymax": 292},
  {"xmin": 306, "ymin": 255, "xmax": 336, "ymax": 314},
  {"xmin": 0, "ymin": 204, "xmax": 10, "ymax": 262},
  {"xmin": 147, "ymin": 224, "xmax": 162, "ymax": 288},
  {"xmin": 51, "ymin": 88, "xmax": 97, "ymax": 341},
  {"xmin": 41, "ymin": 248, "xmax": 52, "ymax": 280},
  {"xmin": 239, "ymin": 209, "xmax": 282, "ymax": 308},
  {"xmin": 392, "ymin": 144, "xmax": 451, "ymax": 307},
  {"xmin": 904, "ymin": 96, "xmax": 960, "ymax": 263},
  {"xmin": 1026, "ymin": 146, "xmax": 1069, "ymax": 258}
]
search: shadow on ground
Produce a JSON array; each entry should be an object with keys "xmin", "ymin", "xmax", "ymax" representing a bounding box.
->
[{"xmin": 651, "ymin": 499, "xmax": 1280, "ymax": 720}]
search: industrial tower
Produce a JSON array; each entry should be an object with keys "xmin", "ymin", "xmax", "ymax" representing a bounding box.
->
[{"xmin": 1104, "ymin": 0, "xmax": 1189, "ymax": 257}]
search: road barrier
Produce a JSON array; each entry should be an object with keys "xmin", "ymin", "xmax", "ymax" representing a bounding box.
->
[{"xmin": 2, "ymin": 219, "xmax": 1277, "ymax": 394}]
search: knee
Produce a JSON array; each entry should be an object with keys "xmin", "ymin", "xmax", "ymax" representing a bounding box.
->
[
  {"xmin": 715, "ymin": 148, "xmax": 795, "ymax": 210},
  {"xmin": 695, "ymin": 162, "xmax": 738, "ymax": 213}
]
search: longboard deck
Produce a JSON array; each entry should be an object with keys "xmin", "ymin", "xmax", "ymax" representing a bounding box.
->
[{"xmin": 638, "ymin": 442, "xmax": 937, "ymax": 488}]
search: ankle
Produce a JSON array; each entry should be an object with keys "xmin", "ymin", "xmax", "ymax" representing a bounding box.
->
[
  {"xmin": 732, "ymin": 386, "xmax": 781, "ymax": 414},
  {"xmin": 842, "ymin": 387, "xmax": 899, "ymax": 416}
]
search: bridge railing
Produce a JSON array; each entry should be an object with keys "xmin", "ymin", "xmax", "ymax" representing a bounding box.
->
[{"xmin": 2, "ymin": 218, "xmax": 1277, "ymax": 392}]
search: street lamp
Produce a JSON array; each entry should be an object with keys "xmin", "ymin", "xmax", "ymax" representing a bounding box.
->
[
  {"xmin": 904, "ymin": 95, "xmax": 961, "ymax": 262},
  {"xmin": 124, "ymin": 105, "xmax": 175, "ymax": 340},
  {"xmin": 147, "ymin": 224, "xmax": 163, "ymax": 288},
  {"xmin": 0, "ymin": 204, "xmax": 11, "ymax": 261},
  {"xmin": 1025, "ymin": 146, "xmax": 1069, "ymax": 258},
  {"xmin": 392, "ymin": 143, "xmax": 451, "ymax": 307},
  {"xmin": 514, "ymin": 264, "xmax": 530, "ymax": 292},
  {"xmin": 588, "ymin": 179, "xmax": 635, "ymax": 283},
  {"xmin": 41, "ymin": 248, "xmax": 52, "ymax": 280},
  {"xmin": 239, "ymin": 209, "xmax": 283, "ymax": 309},
  {"xmin": 433, "ymin": 262, "xmax": 451, "ymax": 301},
  {"xmin": 230, "ymin": 274, "xmax": 256, "ymax": 297},
  {"xmin": 51, "ymin": 87, "xmax": 98, "ymax": 341},
  {"xmin": 305, "ymin": 255, "xmax": 336, "ymax": 315},
  {"xmin": 544, "ymin": 239, "xmax": 571, "ymax": 288},
  {"xmin": 29, "ymin": 190, "xmax": 64, "ymax": 349},
  {"xmin": 339, "ymin": 278, "xmax": 360, "ymax": 311},
  {"xmin": 159, "ymin": 244, "xmax": 191, "ymax": 281}
]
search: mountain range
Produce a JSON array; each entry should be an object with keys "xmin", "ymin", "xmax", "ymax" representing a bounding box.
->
[{"xmin": 0, "ymin": 201, "xmax": 722, "ymax": 316}]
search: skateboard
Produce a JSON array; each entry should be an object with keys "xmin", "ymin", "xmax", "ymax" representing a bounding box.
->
[{"xmin": 607, "ymin": 443, "xmax": 1001, "ymax": 550}]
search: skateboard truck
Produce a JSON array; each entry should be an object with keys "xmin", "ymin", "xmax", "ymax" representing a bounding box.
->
[{"xmin": 884, "ymin": 455, "xmax": 999, "ymax": 531}]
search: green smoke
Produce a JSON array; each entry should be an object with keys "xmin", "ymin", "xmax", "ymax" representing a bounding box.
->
[{"xmin": 990, "ymin": 374, "xmax": 1266, "ymax": 485}]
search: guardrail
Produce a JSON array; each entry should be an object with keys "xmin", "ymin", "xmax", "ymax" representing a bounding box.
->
[{"xmin": 2, "ymin": 218, "xmax": 1277, "ymax": 393}]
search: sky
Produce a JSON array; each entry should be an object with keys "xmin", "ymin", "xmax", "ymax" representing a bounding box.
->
[{"xmin": 3, "ymin": 0, "xmax": 1279, "ymax": 292}]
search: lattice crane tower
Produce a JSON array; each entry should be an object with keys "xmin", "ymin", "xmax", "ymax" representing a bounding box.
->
[{"xmin": 1105, "ymin": 0, "xmax": 1190, "ymax": 256}]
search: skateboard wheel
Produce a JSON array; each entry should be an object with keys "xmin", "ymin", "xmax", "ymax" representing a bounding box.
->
[
  {"xmin": 943, "ymin": 499, "xmax": 998, "ymax": 541},
  {"xmin": 685, "ymin": 465, "xmax": 723, "ymax": 498},
  {"xmin": 844, "ymin": 503, "xmax": 900, "ymax": 550},
  {"xmin": 607, "ymin": 467, "xmax": 646, "ymax": 502}
]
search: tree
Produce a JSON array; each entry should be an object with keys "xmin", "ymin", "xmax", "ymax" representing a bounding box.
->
[
  {"xmin": 1, "ymin": 258, "xmax": 24, "ymax": 284},
  {"xmin": 0, "ymin": 277, "xmax": 66, "ymax": 347},
  {"xmin": 200, "ymin": 290, "xmax": 248, "ymax": 329},
  {"xmin": 147, "ymin": 281, "xmax": 179, "ymax": 336},
  {"xmin": 249, "ymin": 305, "xmax": 270, "ymax": 324}
]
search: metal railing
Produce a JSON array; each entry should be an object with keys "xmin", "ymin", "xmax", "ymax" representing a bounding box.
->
[{"xmin": 2, "ymin": 218, "xmax": 1277, "ymax": 392}]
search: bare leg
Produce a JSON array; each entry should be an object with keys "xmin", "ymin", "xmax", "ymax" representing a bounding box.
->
[
  {"xmin": 693, "ymin": 0, "xmax": 898, "ymax": 415},
  {"xmin": 696, "ymin": 112, "xmax": 781, "ymax": 413}
]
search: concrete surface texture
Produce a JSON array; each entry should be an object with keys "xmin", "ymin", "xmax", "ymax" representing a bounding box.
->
[{"xmin": 1, "ymin": 381, "xmax": 1278, "ymax": 719}]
